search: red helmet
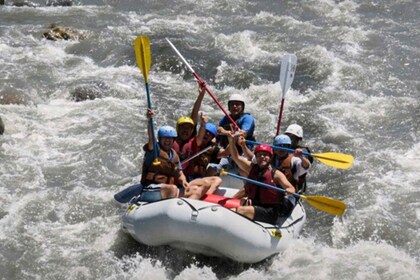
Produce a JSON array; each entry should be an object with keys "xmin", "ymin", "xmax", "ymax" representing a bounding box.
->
[{"xmin": 254, "ymin": 144, "xmax": 273, "ymax": 157}]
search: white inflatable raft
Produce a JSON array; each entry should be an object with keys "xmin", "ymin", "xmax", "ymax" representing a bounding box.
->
[{"xmin": 121, "ymin": 177, "xmax": 306, "ymax": 264}]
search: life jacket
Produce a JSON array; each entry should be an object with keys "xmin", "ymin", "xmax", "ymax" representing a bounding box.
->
[
  {"xmin": 244, "ymin": 164, "xmax": 283, "ymax": 206},
  {"xmin": 141, "ymin": 146, "xmax": 180, "ymax": 186},
  {"xmin": 274, "ymin": 154, "xmax": 307, "ymax": 193},
  {"xmin": 187, "ymin": 144, "xmax": 219, "ymax": 177},
  {"xmin": 173, "ymin": 140, "xmax": 188, "ymax": 161}
]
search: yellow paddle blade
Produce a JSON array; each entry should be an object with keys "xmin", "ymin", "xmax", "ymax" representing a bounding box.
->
[
  {"xmin": 312, "ymin": 152, "xmax": 354, "ymax": 170},
  {"xmin": 301, "ymin": 195, "xmax": 346, "ymax": 216},
  {"xmin": 134, "ymin": 36, "xmax": 151, "ymax": 82}
]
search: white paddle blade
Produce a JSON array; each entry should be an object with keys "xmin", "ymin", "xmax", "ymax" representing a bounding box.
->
[{"xmin": 279, "ymin": 54, "xmax": 297, "ymax": 98}]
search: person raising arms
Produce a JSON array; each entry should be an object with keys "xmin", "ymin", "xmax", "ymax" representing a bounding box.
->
[
  {"xmin": 173, "ymin": 82, "xmax": 206, "ymax": 160},
  {"xmin": 139, "ymin": 109, "xmax": 209, "ymax": 201},
  {"xmin": 182, "ymin": 113, "xmax": 228, "ymax": 195},
  {"xmin": 227, "ymin": 132, "xmax": 296, "ymax": 224}
]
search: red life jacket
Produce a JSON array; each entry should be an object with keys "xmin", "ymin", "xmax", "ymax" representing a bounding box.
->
[
  {"xmin": 141, "ymin": 146, "xmax": 180, "ymax": 186},
  {"xmin": 244, "ymin": 164, "xmax": 283, "ymax": 205}
]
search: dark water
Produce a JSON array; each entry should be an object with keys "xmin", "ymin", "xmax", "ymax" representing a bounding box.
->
[{"xmin": 0, "ymin": 0, "xmax": 419, "ymax": 279}]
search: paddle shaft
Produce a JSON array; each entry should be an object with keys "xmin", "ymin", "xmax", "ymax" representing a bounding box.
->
[
  {"xmin": 223, "ymin": 171, "xmax": 346, "ymax": 216},
  {"xmin": 276, "ymin": 99, "xmax": 285, "ymax": 135},
  {"xmin": 181, "ymin": 145, "xmax": 213, "ymax": 165},
  {"xmin": 246, "ymin": 140, "xmax": 353, "ymax": 167},
  {"xmin": 246, "ymin": 140, "xmax": 309, "ymax": 156},
  {"xmin": 224, "ymin": 171, "xmax": 299, "ymax": 199},
  {"xmin": 165, "ymin": 38, "xmax": 239, "ymax": 130},
  {"xmin": 145, "ymin": 82, "xmax": 159, "ymax": 159}
]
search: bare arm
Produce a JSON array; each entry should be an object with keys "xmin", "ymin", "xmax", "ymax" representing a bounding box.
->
[
  {"xmin": 195, "ymin": 112, "xmax": 207, "ymax": 147},
  {"xmin": 190, "ymin": 81, "xmax": 206, "ymax": 126},
  {"xmin": 238, "ymin": 136, "xmax": 254, "ymax": 160},
  {"xmin": 227, "ymin": 132, "xmax": 251, "ymax": 174},
  {"xmin": 294, "ymin": 148, "xmax": 311, "ymax": 169},
  {"xmin": 146, "ymin": 109, "xmax": 155, "ymax": 150},
  {"xmin": 177, "ymin": 170, "xmax": 189, "ymax": 189},
  {"xmin": 273, "ymin": 170, "xmax": 296, "ymax": 194}
]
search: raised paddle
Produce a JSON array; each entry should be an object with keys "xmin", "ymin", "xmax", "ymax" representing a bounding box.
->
[
  {"xmin": 165, "ymin": 38, "xmax": 239, "ymax": 130},
  {"xmin": 220, "ymin": 170, "xmax": 346, "ymax": 216},
  {"xmin": 276, "ymin": 54, "xmax": 297, "ymax": 135},
  {"xmin": 245, "ymin": 140, "xmax": 353, "ymax": 170},
  {"xmin": 134, "ymin": 36, "xmax": 160, "ymax": 165}
]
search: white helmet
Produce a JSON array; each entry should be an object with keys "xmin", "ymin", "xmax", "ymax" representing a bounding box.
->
[
  {"xmin": 285, "ymin": 124, "xmax": 303, "ymax": 139},
  {"xmin": 228, "ymin": 94, "xmax": 245, "ymax": 110}
]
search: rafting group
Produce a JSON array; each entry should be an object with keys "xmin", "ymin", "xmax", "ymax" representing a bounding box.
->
[{"xmin": 114, "ymin": 36, "xmax": 352, "ymax": 221}]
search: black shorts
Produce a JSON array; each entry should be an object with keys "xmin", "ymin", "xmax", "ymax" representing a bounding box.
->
[{"xmin": 253, "ymin": 205, "xmax": 279, "ymax": 224}]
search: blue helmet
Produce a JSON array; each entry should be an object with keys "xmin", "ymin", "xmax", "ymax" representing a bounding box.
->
[
  {"xmin": 273, "ymin": 134, "xmax": 291, "ymax": 146},
  {"xmin": 205, "ymin": 123, "xmax": 217, "ymax": 137},
  {"xmin": 158, "ymin": 125, "xmax": 177, "ymax": 138}
]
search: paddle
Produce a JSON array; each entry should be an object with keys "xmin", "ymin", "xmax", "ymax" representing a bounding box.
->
[
  {"xmin": 220, "ymin": 170, "xmax": 346, "ymax": 216},
  {"xmin": 114, "ymin": 146, "xmax": 217, "ymax": 203},
  {"xmin": 276, "ymin": 54, "xmax": 297, "ymax": 135},
  {"xmin": 181, "ymin": 145, "xmax": 213, "ymax": 166},
  {"xmin": 165, "ymin": 38, "xmax": 239, "ymax": 130},
  {"xmin": 114, "ymin": 183, "xmax": 144, "ymax": 204},
  {"xmin": 245, "ymin": 140, "xmax": 353, "ymax": 170},
  {"xmin": 134, "ymin": 36, "xmax": 160, "ymax": 165}
]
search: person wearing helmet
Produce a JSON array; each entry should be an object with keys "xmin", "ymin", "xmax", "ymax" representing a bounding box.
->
[
  {"xmin": 182, "ymin": 113, "xmax": 228, "ymax": 195},
  {"xmin": 227, "ymin": 132, "xmax": 296, "ymax": 224},
  {"xmin": 139, "ymin": 109, "xmax": 187, "ymax": 201},
  {"xmin": 284, "ymin": 123, "xmax": 313, "ymax": 163},
  {"xmin": 272, "ymin": 134, "xmax": 311, "ymax": 193},
  {"xmin": 182, "ymin": 114, "xmax": 227, "ymax": 178},
  {"xmin": 173, "ymin": 82, "xmax": 207, "ymax": 158},
  {"xmin": 217, "ymin": 93, "xmax": 255, "ymax": 150},
  {"xmin": 174, "ymin": 115, "xmax": 195, "ymax": 157}
]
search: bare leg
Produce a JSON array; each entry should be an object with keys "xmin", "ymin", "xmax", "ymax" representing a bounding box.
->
[
  {"xmin": 185, "ymin": 176, "xmax": 222, "ymax": 199},
  {"xmin": 182, "ymin": 184, "xmax": 202, "ymax": 200},
  {"xmin": 204, "ymin": 176, "xmax": 222, "ymax": 194},
  {"xmin": 236, "ymin": 205, "xmax": 255, "ymax": 220}
]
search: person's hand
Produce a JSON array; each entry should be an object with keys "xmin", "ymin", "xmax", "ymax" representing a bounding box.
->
[
  {"xmin": 146, "ymin": 108, "xmax": 154, "ymax": 119},
  {"xmin": 240, "ymin": 198, "xmax": 252, "ymax": 206},
  {"xmin": 217, "ymin": 126, "xmax": 229, "ymax": 136},
  {"xmin": 238, "ymin": 136, "xmax": 246, "ymax": 147},
  {"xmin": 200, "ymin": 112, "xmax": 208, "ymax": 126},
  {"xmin": 293, "ymin": 148, "xmax": 303, "ymax": 158},
  {"xmin": 182, "ymin": 180, "xmax": 189, "ymax": 189},
  {"xmin": 284, "ymin": 186, "xmax": 295, "ymax": 196},
  {"xmin": 198, "ymin": 81, "xmax": 206, "ymax": 94}
]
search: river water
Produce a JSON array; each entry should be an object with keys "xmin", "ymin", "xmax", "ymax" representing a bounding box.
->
[{"xmin": 1, "ymin": 0, "xmax": 419, "ymax": 279}]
